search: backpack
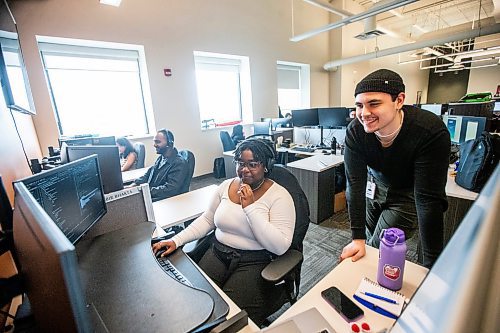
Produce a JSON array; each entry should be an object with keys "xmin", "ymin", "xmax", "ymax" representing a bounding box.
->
[
  {"xmin": 213, "ymin": 157, "xmax": 226, "ymax": 179},
  {"xmin": 456, "ymin": 132, "xmax": 500, "ymax": 192}
]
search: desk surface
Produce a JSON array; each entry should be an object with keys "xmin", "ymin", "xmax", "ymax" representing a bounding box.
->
[
  {"xmin": 77, "ymin": 222, "xmax": 216, "ymax": 332},
  {"xmin": 153, "ymin": 184, "xmax": 218, "ymax": 229},
  {"xmin": 274, "ymin": 246, "xmax": 428, "ymax": 333},
  {"xmin": 286, "ymin": 153, "xmax": 344, "ymax": 172},
  {"xmin": 122, "ymin": 167, "xmax": 149, "ymax": 183},
  {"xmin": 445, "ymin": 171, "xmax": 478, "ymax": 200}
]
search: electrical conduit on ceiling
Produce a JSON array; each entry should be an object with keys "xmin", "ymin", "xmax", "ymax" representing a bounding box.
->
[{"xmin": 323, "ymin": 23, "xmax": 500, "ymax": 71}]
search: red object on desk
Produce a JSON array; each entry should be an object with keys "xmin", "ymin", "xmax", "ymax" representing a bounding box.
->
[{"xmin": 361, "ymin": 322, "xmax": 371, "ymax": 332}]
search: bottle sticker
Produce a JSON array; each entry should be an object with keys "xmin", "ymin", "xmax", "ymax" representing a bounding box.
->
[{"xmin": 383, "ymin": 264, "xmax": 401, "ymax": 280}]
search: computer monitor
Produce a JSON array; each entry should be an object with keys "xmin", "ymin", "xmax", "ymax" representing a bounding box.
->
[
  {"xmin": 420, "ymin": 104, "xmax": 443, "ymax": 116},
  {"xmin": 291, "ymin": 108, "xmax": 319, "ymax": 127},
  {"xmin": 59, "ymin": 135, "xmax": 116, "ymax": 147},
  {"xmin": 18, "ymin": 155, "xmax": 107, "ymax": 244},
  {"xmin": 271, "ymin": 117, "xmax": 292, "ymax": 129},
  {"xmin": 91, "ymin": 135, "xmax": 116, "ymax": 145},
  {"xmin": 66, "ymin": 145, "xmax": 124, "ymax": 194},
  {"xmin": 391, "ymin": 165, "xmax": 500, "ymax": 333},
  {"xmin": 318, "ymin": 107, "xmax": 350, "ymax": 128},
  {"xmin": 13, "ymin": 181, "xmax": 92, "ymax": 332},
  {"xmin": 253, "ymin": 121, "xmax": 271, "ymax": 135},
  {"xmin": 442, "ymin": 115, "xmax": 486, "ymax": 144},
  {"xmin": 58, "ymin": 137, "xmax": 93, "ymax": 147}
]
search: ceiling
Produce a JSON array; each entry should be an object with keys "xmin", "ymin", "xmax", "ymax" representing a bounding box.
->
[
  {"xmin": 309, "ymin": 0, "xmax": 500, "ymax": 71},
  {"xmin": 351, "ymin": 0, "xmax": 498, "ymax": 40}
]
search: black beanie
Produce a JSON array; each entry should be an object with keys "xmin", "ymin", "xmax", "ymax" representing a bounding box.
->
[{"xmin": 354, "ymin": 69, "xmax": 405, "ymax": 97}]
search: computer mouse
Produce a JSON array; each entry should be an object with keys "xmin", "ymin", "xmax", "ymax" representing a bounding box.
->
[
  {"xmin": 322, "ymin": 150, "xmax": 328, "ymax": 153},
  {"xmin": 155, "ymin": 248, "xmax": 167, "ymax": 259}
]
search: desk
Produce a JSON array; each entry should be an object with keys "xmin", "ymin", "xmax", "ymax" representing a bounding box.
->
[
  {"xmin": 153, "ymin": 184, "xmax": 218, "ymax": 229},
  {"xmin": 152, "ymin": 187, "xmax": 258, "ymax": 332},
  {"xmin": 286, "ymin": 153, "xmax": 344, "ymax": 224},
  {"xmin": 77, "ymin": 221, "xmax": 258, "ymax": 332},
  {"xmin": 443, "ymin": 171, "xmax": 477, "ymax": 247},
  {"xmin": 273, "ymin": 246, "xmax": 428, "ymax": 333},
  {"xmin": 122, "ymin": 166, "xmax": 148, "ymax": 184},
  {"xmin": 77, "ymin": 222, "xmax": 216, "ymax": 332},
  {"xmin": 224, "ymin": 147, "xmax": 327, "ymax": 178}
]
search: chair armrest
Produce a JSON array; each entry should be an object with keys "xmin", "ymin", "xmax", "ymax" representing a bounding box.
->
[
  {"xmin": 183, "ymin": 231, "xmax": 215, "ymax": 263},
  {"xmin": 261, "ymin": 249, "xmax": 303, "ymax": 282}
]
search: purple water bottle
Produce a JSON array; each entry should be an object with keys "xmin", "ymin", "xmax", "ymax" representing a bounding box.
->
[{"xmin": 377, "ymin": 228, "xmax": 406, "ymax": 291}]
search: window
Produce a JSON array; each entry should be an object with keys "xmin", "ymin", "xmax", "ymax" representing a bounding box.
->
[
  {"xmin": 38, "ymin": 38, "xmax": 154, "ymax": 137},
  {"xmin": 0, "ymin": 33, "xmax": 36, "ymax": 114},
  {"xmin": 194, "ymin": 51, "xmax": 253, "ymax": 130},
  {"xmin": 277, "ymin": 61, "xmax": 310, "ymax": 115}
]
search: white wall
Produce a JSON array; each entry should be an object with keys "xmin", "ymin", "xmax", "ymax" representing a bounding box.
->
[
  {"xmin": 11, "ymin": 0, "xmax": 331, "ymax": 175},
  {"xmin": 467, "ymin": 33, "xmax": 500, "ymax": 95}
]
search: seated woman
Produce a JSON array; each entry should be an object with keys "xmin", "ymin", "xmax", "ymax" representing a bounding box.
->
[
  {"xmin": 116, "ymin": 136, "xmax": 138, "ymax": 171},
  {"xmin": 231, "ymin": 124, "xmax": 245, "ymax": 145},
  {"xmin": 152, "ymin": 139, "xmax": 295, "ymax": 325}
]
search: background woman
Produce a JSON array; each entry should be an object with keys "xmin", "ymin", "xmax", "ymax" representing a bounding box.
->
[
  {"xmin": 152, "ymin": 138, "xmax": 295, "ymax": 325},
  {"xmin": 116, "ymin": 136, "xmax": 137, "ymax": 171}
]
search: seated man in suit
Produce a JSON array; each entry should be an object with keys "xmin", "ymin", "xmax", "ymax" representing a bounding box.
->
[{"xmin": 131, "ymin": 129, "xmax": 188, "ymax": 202}]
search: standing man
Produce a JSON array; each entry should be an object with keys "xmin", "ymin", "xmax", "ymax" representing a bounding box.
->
[
  {"xmin": 132, "ymin": 129, "xmax": 188, "ymax": 202},
  {"xmin": 340, "ymin": 69, "xmax": 450, "ymax": 268}
]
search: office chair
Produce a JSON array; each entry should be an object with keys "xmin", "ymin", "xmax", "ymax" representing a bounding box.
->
[
  {"xmin": 262, "ymin": 165, "xmax": 310, "ymax": 309},
  {"xmin": 220, "ymin": 131, "xmax": 236, "ymax": 152},
  {"xmin": 245, "ymin": 133, "xmax": 274, "ymax": 141},
  {"xmin": 134, "ymin": 142, "xmax": 146, "ymax": 168},
  {"xmin": 184, "ymin": 165, "xmax": 310, "ymax": 318},
  {"xmin": 179, "ymin": 150, "xmax": 195, "ymax": 193}
]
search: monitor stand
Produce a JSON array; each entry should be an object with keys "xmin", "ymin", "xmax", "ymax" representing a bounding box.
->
[{"xmin": 316, "ymin": 126, "xmax": 328, "ymax": 149}]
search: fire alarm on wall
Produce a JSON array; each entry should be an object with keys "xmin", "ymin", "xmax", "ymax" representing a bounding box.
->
[{"xmin": 164, "ymin": 68, "xmax": 172, "ymax": 77}]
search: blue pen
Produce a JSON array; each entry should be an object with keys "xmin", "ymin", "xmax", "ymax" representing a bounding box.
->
[{"xmin": 361, "ymin": 292, "xmax": 399, "ymax": 304}]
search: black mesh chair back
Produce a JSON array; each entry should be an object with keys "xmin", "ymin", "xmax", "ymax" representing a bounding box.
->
[
  {"xmin": 268, "ymin": 165, "xmax": 310, "ymax": 252},
  {"xmin": 220, "ymin": 131, "xmax": 236, "ymax": 152},
  {"xmin": 179, "ymin": 150, "xmax": 195, "ymax": 193},
  {"xmin": 134, "ymin": 142, "xmax": 146, "ymax": 168}
]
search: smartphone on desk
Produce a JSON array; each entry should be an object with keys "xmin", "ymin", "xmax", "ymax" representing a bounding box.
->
[{"xmin": 321, "ymin": 286, "xmax": 364, "ymax": 322}]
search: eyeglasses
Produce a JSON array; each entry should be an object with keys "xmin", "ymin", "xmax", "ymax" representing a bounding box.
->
[{"xmin": 233, "ymin": 160, "xmax": 262, "ymax": 170}]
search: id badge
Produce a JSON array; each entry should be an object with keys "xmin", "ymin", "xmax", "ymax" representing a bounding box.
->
[{"xmin": 366, "ymin": 180, "xmax": 376, "ymax": 199}]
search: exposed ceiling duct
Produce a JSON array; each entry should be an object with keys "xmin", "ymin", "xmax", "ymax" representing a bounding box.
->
[
  {"xmin": 323, "ymin": 23, "xmax": 500, "ymax": 71},
  {"xmin": 354, "ymin": 16, "xmax": 386, "ymax": 40},
  {"xmin": 290, "ymin": 0, "xmax": 418, "ymax": 42}
]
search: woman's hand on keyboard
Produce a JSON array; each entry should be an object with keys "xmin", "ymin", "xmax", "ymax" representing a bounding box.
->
[{"xmin": 152, "ymin": 240, "xmax": 177, "ymax": 258}]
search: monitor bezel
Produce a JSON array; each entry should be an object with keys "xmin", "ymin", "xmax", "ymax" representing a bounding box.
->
[
  {"xmin": 13, "ymin": 181, "xmax": 91, "ymax": 332},
  {"xmin": 16, "ymin": 155, "xmax": 107, "ymax": 244}
]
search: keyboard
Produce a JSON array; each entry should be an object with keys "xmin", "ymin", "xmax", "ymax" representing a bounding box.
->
[
  {"xmin": 154, "ymin": 249, "xmax": 230, "ymax": 331},
  {"xmin": 292, "ymin": 146, "xmax": 315, "ymax": 153},
  {"xmin": 156, "ymin": 256, "xmax": 194, "ymax": 287}
]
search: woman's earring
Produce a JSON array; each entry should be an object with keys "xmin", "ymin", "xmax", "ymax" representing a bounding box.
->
[{"xmin": 264, "ymin": 167, "xmax": 268, "ymax": 173}]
